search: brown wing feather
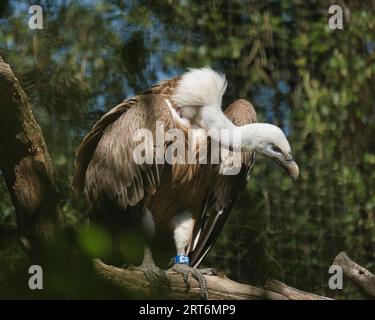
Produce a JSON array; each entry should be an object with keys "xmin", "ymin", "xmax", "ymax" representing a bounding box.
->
[
  {"xmin": 72, "ymin": 100, "xmax": 134, "ymax": 191},
  {"xmin": 189, "ymin": 99, "xmax": 257, "ymax": 267},
  {"xmin": 73, "ymin": 85, "xmax": 176, "ymax": 210},
  {"xmin": 73, "ymin": 76, "xmax": 180, "ymax": 192}
]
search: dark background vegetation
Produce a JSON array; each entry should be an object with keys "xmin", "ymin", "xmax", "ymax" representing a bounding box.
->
[{"xmin": 0, "ymin": 0, "xmax": 374, "ymax": 299}]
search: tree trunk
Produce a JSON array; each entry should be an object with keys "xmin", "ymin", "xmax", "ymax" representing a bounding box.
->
[{"xmin": 0, "ymin": 56, "xmax": 64, "ymax": 255}]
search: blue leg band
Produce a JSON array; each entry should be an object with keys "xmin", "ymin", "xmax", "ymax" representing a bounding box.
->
[{"xmin": 174, "ymin": 255, "xmax": 190, "ymax": 265}]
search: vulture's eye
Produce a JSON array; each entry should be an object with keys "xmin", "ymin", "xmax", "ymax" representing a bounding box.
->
[{"xmin": 271, "ymin": 144, "xmax": 282, "ymax": 154}]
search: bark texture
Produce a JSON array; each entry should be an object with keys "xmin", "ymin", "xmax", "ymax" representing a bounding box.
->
[
  {"xmin": 0, "ymin": 56, "xmax": 64, "ymax": 254},
  {"xmin": 333, "ymin": 251, "xmax": 375, "ymax": 297},
  {"xmin": 94, "ymin": 259, "xmax": 293, "ymax": 300},
  {"xmin": 264, "ymin": 279, "xmax": 332, "ymax": 300}
]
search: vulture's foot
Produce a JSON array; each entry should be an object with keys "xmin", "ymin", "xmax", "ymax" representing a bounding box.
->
[
  {"xmin": 127, "ymin": 263, "xmax": 170, "ymax": 290},
  {"xmin": 169, "ymin": 264, "xmax": 211, "ymax": 299}
]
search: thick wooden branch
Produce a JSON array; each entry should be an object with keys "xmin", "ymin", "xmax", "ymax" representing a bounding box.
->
[
  {"xmin": 94, "ymin": 260, "xmax": 334, "ymax": 300},
  {"xmin": 333, "ymin": 251, "xmax": 375, "ymax": 297},
  {"xmin": 264, "ymin": 279, "xmax": 332, "ymax": 300},
  {"xmin": 94, "ymin": 259, "xmax": 288, "ymax": 300},
  {"xmin": 0, "ymin": 56, "xmax": 64, "ymax": 254}
]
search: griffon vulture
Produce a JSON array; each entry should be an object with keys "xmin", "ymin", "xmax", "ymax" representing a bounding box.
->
[{"xmin": 73, "ymin": 67, "xmax": 299, "ymax": 298}]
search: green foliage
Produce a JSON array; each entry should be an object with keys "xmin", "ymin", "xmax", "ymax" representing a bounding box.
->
[{"xmin": 79, "ymin": 225, "xmax": 112, "ymax": 259}]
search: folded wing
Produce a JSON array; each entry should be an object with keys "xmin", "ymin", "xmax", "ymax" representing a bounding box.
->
[{"xmin": 189, "ymin": 99, "xmax": 257, "ymax": 267}]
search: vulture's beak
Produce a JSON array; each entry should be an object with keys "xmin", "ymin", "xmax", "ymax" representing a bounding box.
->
[
  {"xmin": 285, "ymin": 160, "xmax": 299, "ymax": 180},
  {"xmin": 273, "ymin": 154, "xmax": 299, "ymax": 180}
]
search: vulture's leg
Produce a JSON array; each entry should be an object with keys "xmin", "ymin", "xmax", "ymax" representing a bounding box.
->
[
  {"xmin": 127, "ymin": 208, "xmax": 169, "ymax": 289},
  {"xmin": 167, "ymin": 212, "xmax": 211, "ymax": 299},
  {"xmin": 128, "ymin": 245, "xmax": 169, "ymax": 288}
]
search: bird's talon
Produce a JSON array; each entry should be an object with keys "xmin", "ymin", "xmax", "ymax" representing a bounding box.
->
[
  {"xmin": 186, "ymin": 272, "xmax": 192, "ymax": 289},
  {"xmin": 170, "ymin": 264, "xmax": 209, "ymax": 299},
  {"xmin": 125, "ymin": 263, "xmax": 170, "ymax": 290}
]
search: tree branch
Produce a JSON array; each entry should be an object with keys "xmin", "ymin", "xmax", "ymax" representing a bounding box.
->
[
  {"xmin": 332, "ymin": 251, "xmax": 375, "ymax": 297},
  {"xmin": 94, "ymin": 259, "xmax": 288, "ymax": 299},
  {"xmin": 94, "ymin": 260, "xmax": 335, "ymax": 300},
  {"xmin": 264, "ymin": 279, "xmax": 332, "ymax": 300}
]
